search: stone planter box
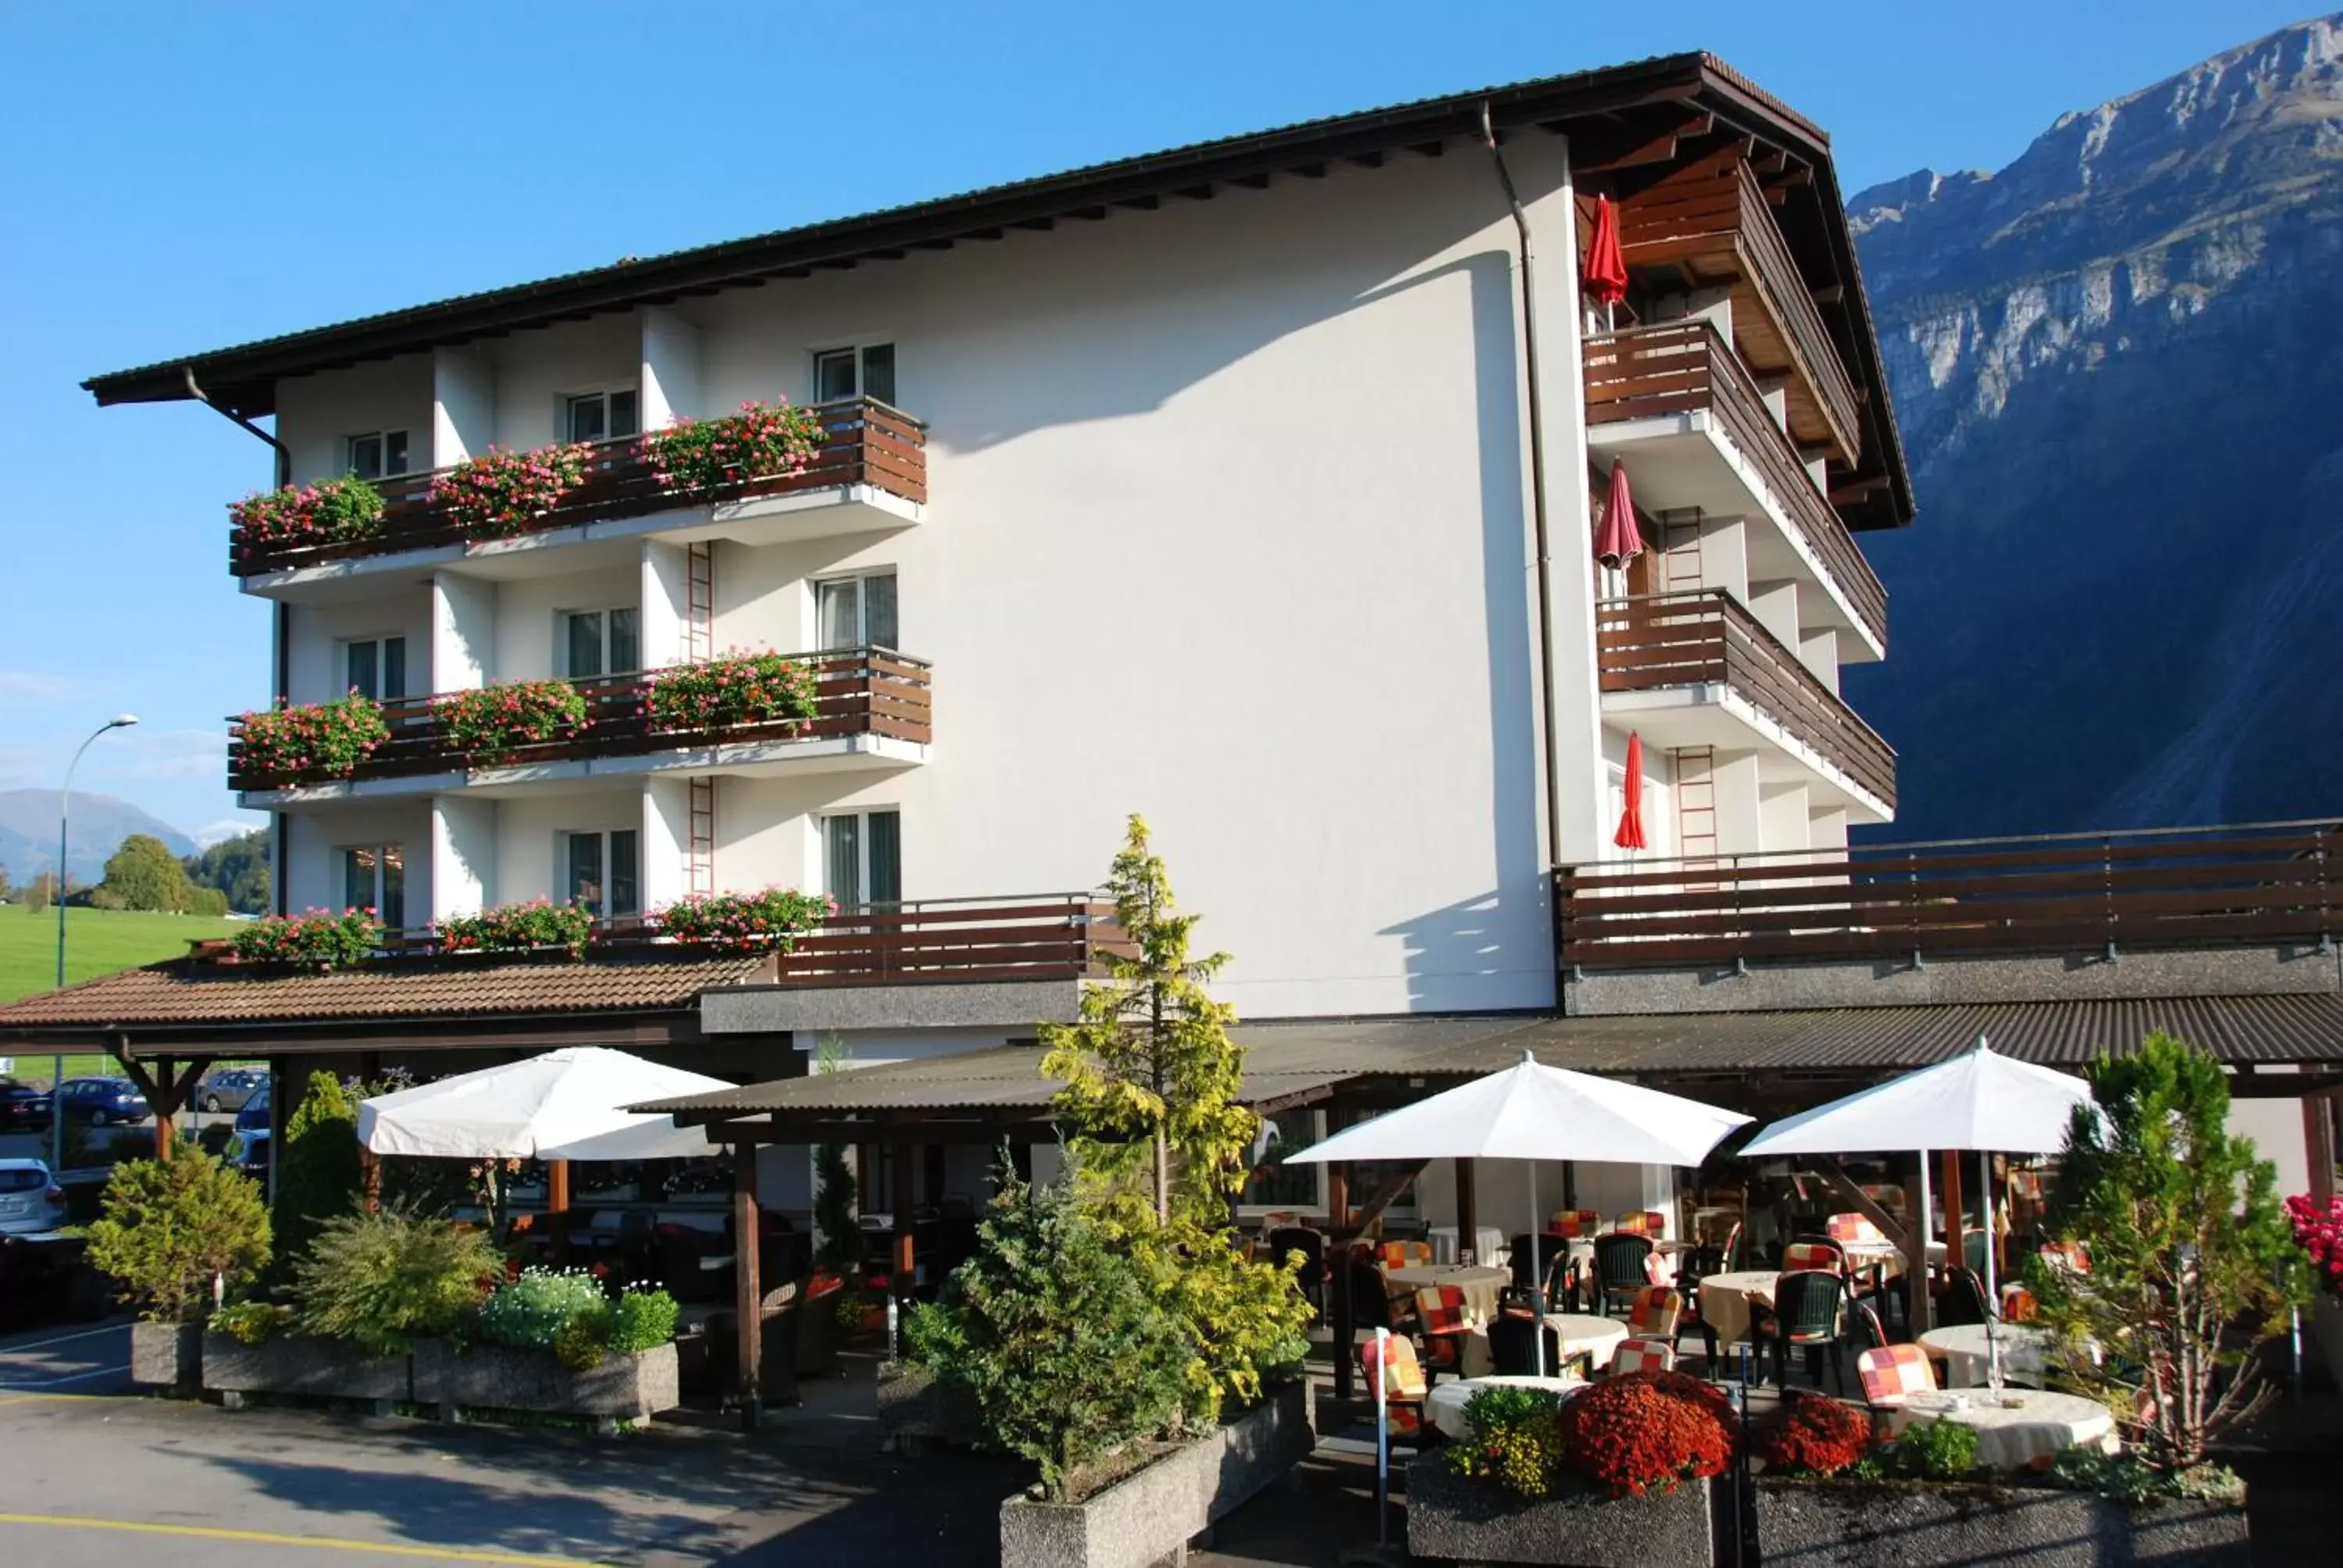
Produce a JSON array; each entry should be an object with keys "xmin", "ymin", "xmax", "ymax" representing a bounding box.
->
[
  {"xmin": 876, "ymin": 1360, "xmax": 985, "ymax": 1451},
  {"xmin": 201, "ymin": 1331, "xmax": 411, "ymax": 1403},
  {"xmin": 130, "ymin": 1320, "xmax": 202, "ymax": 1390},
  {"xmin": 1406, "ymin": 1454, "xmax": 1714, "ymax": 1566},
  {"xmin": 1754, "ymin": 1476, "xmax": 2249, "ymax": 1566},
  {"xmin": 1000, "ymin": 1379, "xmax": 1314, "ymax": 1568},
  {"xmin": 412, "ymin": 1339, "xmax": 679, "ymax": 1422}
]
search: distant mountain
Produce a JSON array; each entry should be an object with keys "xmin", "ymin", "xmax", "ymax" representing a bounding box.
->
[
  {"xmin": 1843, "ymin": 15, "xmax": 2343, "ymax": 839},
  {"xmin": 0, "ymin": 790, "xmax": 198, "ymax": 886}
]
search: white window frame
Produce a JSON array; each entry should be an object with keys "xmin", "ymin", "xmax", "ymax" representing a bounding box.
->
[
  {"xmin": 560, "ymin": 385, "xmax": 640, "ymax": 444},
  {"xmin": 556, "ymin": 606, "xmax": 641, "ymax": 680},
  {"xmin": 344, "ymin": 429, "xmax": 411, "ymax": 480},
  {"xmin": 817, "ymin": 807, "xmax": 900, "ymax": 911},
  {"xmin": 557, "ymin": 828, "xmax": 640, "ymax": 920},
  {"xmin": 812, "ymin": 568, "xmax": 899, "ymax": 651},
  {"xmin": 338, "ymin": 843, "xmax": 405, "ymax": 928},
  {"xmin": 338, "ymin": 636, "xmax": 408, "ymax": 702},
  {"xmin": 811, "ymin": 342, "xmax": 895, "ymax": 405}
]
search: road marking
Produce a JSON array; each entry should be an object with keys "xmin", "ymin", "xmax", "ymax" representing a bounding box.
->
[
  {"xmin": 0, "ymin": 1324, "xmax": 126, "ymax": 1356},
  {"xmin": 0, "ymin": 1513, "xmax": 608, "ymax": 1566},
  {"xmin": 0, "ymin": 1364, "xmax": 128, "ymax": 1390}
]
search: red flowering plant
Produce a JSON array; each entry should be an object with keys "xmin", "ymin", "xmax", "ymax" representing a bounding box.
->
[
  {"xmin": 640, "ymin": 399, "xmax": 825, "ymax": 494},
  {"xmin": 232, "ymin": 908, "xmax": 384, "ymax": 969},
  {"xmin": 229, "ymin": 476, "xmax": 386, "ymax": 552},
  {"xmin": 655, "ymin": 887, "xmax": 834, "ymax": 952},
  {"xmin": 1754, "ymin": 1391, "xmax": 1874, "ymax": 1477},
  {"xmin": 433, "ymin": 679, "xmax": 590, "ymax": 763},
  {"xmin": 644, "ymin": 650, "xmax": 818, "ymax": 735},
  {"xmin": 233, "ymin": 690, "xmax": 391, "ymax": 783},
  {"xmin": 1554, "ymin": 1369, "xmax": 1736, "ymax": 1498},
  {"xmin": 434, "ymin": 898, "xmax": 597, "ymax": 960},
  {"xmin": 2284, "ymin": 1193, "xmax": 2343, "ymax": 1297},
  {"xmin": 426, "ymin": 442, "xmax": 591, "ymax": 539}
]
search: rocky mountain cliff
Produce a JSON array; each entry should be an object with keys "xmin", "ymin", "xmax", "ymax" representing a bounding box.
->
[{"xmin": 1842, "ymin": 15, "xmax": 2343, "ymax": 840}]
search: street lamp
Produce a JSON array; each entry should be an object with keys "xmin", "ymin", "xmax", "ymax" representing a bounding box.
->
[{"xmin": 52, "ymin": 715, "xmax": 137, "ymax": 1168}]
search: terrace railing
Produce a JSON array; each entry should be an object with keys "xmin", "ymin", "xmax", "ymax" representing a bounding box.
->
[
  {"xmin": 231, "ymin": 396, "xmax": 926, "ymax": 577},
  {"xmin": 1556, "ymin": 819, "xmax": 2342, "ymax": 971},
  {"xmin": 228, "ymin": 646, "xmax": 930, "ymax": 792}
]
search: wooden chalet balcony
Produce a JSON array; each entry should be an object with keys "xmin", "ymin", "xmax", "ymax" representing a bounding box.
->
[
  {"xmin": 1611, "ymin": 150, "xmax": 1863, "ymax": 464},
  {"xmin": 1583, "ymin": 323, "xmax": 1887, "ymax": 651},
  {"xmin": 1598, "ymin": 590, "xmax": 1895, "ymax": 811},
  {"xmin": 229, "ymin": 647, "xmax": 931, "ymax": 795},
  {"xmin": 230, "ymin": 397, "xmax": 926, "ymax": 579},
  {"xmin": 1556, "ymin": 821, "xmax": 2342, "ymax": 973}
]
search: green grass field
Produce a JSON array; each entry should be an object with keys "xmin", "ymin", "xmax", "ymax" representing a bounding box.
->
[{"xmin": 0, "ymin": 906, "xmax": 243, "ymax": 1082}]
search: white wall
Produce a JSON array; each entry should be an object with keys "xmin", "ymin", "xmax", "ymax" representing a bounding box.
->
[
  {"xmin": 490, "ymin": 789, "xmax": 641, "ymax": 907},
  {"xmin": 640, "ymin": 308, "xmax": 702, "ymax": 429},
  {"xmin": 277, "ymin": 359, "xmax": 433, "ymax": 485},
  {"xmin": 283, "ymin": 803, "xmax": 432, "ymax": 918},
  {"xmin": 430, "ymin": 794, "xmax": 497, "ymax": 918},
  {"xmin": 487, "ymin": 316, "xmax": 639, "ymax": 451},
  {"xmin": 433, "ymin": 347, "xmax": 496, "ymax": 466},
  {"xmin": 642, "ymin": 777, "xmax": 693, "ymax": 911},
  {"xmin": 432, "ymin": 572, "xmax": 495, "ymax": 691},
  {"xmin": 490, "ymin": 563, "xmax": 639, "ymax": 684},
  {"xmin": 640, "ymin": 542, "xmax": 691, "ymax": 670},
  {"xmin": 284, "ymin": 591, "xmax": 430, "ymax": 706}
]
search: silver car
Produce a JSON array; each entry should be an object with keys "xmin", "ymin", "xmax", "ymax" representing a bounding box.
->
[
  {"xmin": 195, "ymin": 1067, "xmax": 267, "ymax": 1114},
  {"xmin": 0, "ymin": 1159, "xmax": 68, "ymax": 1238}
]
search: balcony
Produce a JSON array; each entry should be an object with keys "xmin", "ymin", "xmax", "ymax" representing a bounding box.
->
[
  {"xmin": 1556, "ymin": 821, "xmax": 2341, "ymax": 975},
  {"xmin": 230, "ymin": 646, "xmax": 930, "ymax": 802},
  {"xmin": 233, "ymin": 397, "xmax": 926, "ymax": 589},
  {"xmin": 1613, "ymin": 151, "xmax": 1862, "ymax": 465},
  {"xmin": 1597, "ymin": 590, "xmax": 1895, "ymax": 818},
  {"xmin": 1582, "ymin": 323, "xmax": 1886, "ymax": 655}
]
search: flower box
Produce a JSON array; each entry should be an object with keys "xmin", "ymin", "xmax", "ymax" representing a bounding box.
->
[
  {"xmin": 1753, "ymin": 1475, "xmax": 2248, "ymax": 1566},
  {"xmin": 201, "ymin": 1331, "xmax": 411, "ymax": 1403},
  {"xmin": 411, "ymin": 1338, "xmax": 679, "ymax": 1422},
  {"xmin": 1405, "ymin": 1453, "xmax": 1716, "ymax": 1566},
  {"xmin": 998, "ymin": 1380, "xmax": 1314, "ymax": 1568},
  {"xmin": 130, "ymin": 1320, "xmax": 202, "ymax": 1390},
  {"xmin": 876, "ymin": 1359, "xmax": 986, "ymax": 1452}
]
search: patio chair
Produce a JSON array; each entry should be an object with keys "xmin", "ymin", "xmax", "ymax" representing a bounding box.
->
[
  {"xmin": 1346, "ymin": 1249, "xmax": 1397, "ymax": 1332},
  {"xmin": 1625, "ymin": 1285, "xmax": 1683, "ymax": 1339},
  {"xmin": 1486, "ymin": 1304, "xmax": 1561, "ymax": 1376},
  {"xmin": 1716, "ymin": 1219, "xmax": 1745, "ymax": 1270},
  {"xmin": 1549, "ymin": 1209, "xmax": 1602, "ymax": 1239},
  {"xmin": 1413, "ymin": 1285, "xmax": 1474, "ymax": 1387},
  {"xmin": 1824, "ymin": 1213, "xmax": 1884, "ymax": 1245},
  {"xmin": 1999, "ymin": 1283, "xmax": 2038, "ymax": 1323},
  {"xmin": 1671, "ymin": 1245, "xmax": 1724, "ymax": 1366},
  {"xmin": 1590, "ymin": 1233, "xmax": 1654, "ymax": 1317},
  {"xmin": 1849, "ymin": 1298, "xmax": 1888, "ymax": 1352},
  {"xmin": 796, "ymin": 1272, "xmax": 844, "ymax": 1377},
  {"xmin": 1938, "ymin": 1267, "xmax": 1994, "ymax": 1328},
  {"xmin": 1782, "ymin": 1237, "xmax": 1846, "ymax": 1274},
  {"xmin": 1379, "ymin": 1239, "xmax": 1433, "ymax": 1270},
  {"xmin": 1605, "ymin": 1336, "xmax": 1677, "ymax": 1376},
  {"xmin": 1856, "ymin": 1342, "xmax": 1937, "ymax": 1413},
  {"xmin": 1767, "ymin": 1268, "xmax": 1849, "ymax": 1395},
  {"xmin": 1360, "ymin": 1335, "xmax": 1429, "ymax": 1441},
  {"xmin": 1267, "ymin": 1226, "xmax": 1328, "ymax": 1315}
]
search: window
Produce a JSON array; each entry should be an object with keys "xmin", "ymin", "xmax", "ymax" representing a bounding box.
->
[
  {"xmin": 343, "ymin": 637, "xmax": 407, "ymax": 701},
  {"xmin": 560, "ymin": 608, "xmax": 640, "ymax": 679},
  {"xmin": 564, "ymin": 388, "xmax": 640, "ymax": 444},
  {"xmin": 815, "ymin": 572, "xmax": 898, "ymax": 650},
  {"xmin": 341, "ymin": 845, "xmax": 405, "ymax": 927},
  {"xmin": 1240, "ymin": 1110, "xmax": 1326, "ymax": 1213},
  {"xmin": 822, "ymin": 809, "xmax": 900, "ymax": 910},
  {"xmin": 563, "ymin": 829, "xmax": 640, "ymax": 919},
  {"xmin": 346, "ymin": 430, "xmax": 410, "ymax": 480},
  {"xmin": 812, "ymin": 343, "xmax": 895, "ymax": 405}
]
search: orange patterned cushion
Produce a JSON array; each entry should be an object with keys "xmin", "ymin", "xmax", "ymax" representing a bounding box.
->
[
  {"xmin": 1608, "ymin": 1336, "xmax": 1677, "ymax": 1375},
  {"xmin": 1825, "ymin": 1213, "xmax": 1883, "ymax": 1244},
  {"xmin": 1784, "ymin": 1240, "xmax": 1846, "ymax": 1272},
  {"xmin": 1550, "ymin": 1210, "xmax": 1601, "ymax": 1238},
  {"xmin": 1627, "ymin": 1285, "xmax": 1683, "ymax": 1337},
  {"xmin": 1361, "ymin": 1335, "xmax": 1427, "ymax": 1401},
  {"xmin": 1378, "ymin": 1239, "xmax": 1432, "ymax": 1270},
  {"xmin": 1857, "ymin": 1343, "xmax": 1937, "ymax": 1405}
]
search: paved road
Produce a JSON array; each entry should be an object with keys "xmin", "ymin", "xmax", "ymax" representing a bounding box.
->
[{"xmin": 0, "ymin": 1320, "xmax": 131, "ymax": 1399}]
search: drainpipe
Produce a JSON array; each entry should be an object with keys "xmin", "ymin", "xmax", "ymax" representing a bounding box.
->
[
  {"xmin": 185, "ymin": 366, "xmax": 294, "ymax": 915},
  {"xmin": 1479, "ymin": 104, "xmax": 1567, "ymax": 868}
]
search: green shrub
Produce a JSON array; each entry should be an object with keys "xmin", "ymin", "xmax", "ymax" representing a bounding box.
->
[
  {"xmin": 603, "ymin": 1286, "xmax": 678, "ymax": 1353},
  {"xmin": 230, "ymin": 476, "xmax": 386, "ymax": 549},
  {"xmin": 292, "ymin": 1210, "xmax": 501, "ymax": 1355},
  {"xmin": 1450, "ymin": 1384, "xmax": 1567, "ymax": 1498},
  {"xmin": 273, "ymin": 1071, "xmax": 363, "ymax": 1267},
  {"xmin": 2046, "ymin": 1448, "xmax": 2244, "ymax": 1506},
  {"xmin": 80, "ymin": 1140, "xmax": 271, "ymax": 1322},
  {"xmin": 479, "ymin": 1267, "xmax": 607, "ymax": 1350},
  {"xmin": 904, "ymin": 1178, "xmax": 1191, "ymax": 1502},
  {"xmin": 212, "ymin": 1299, "xmax": 290, "ymax": 1345},
  {"xmin": 552, "ymin": 1311, "xmax": 608, "ymax": 1371},
  {"xmin": 1885, "ymin": 1417, "xmax": 1980, "ymax": 1481}
]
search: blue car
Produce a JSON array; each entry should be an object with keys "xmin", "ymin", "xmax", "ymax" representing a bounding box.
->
[{"xmin": 57, "ymin": 1078, "xmax": 151, "ymax": 1127}]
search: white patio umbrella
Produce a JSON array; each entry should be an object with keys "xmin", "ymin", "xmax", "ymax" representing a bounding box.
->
[
  {"xmin": 1282, "ymin": 1052, "xmax": 1753, "ymax": 1371},
  {"xmin": 358, "ymin": 1046, "xmax": 732, "ymax": 1162},
  {"xmin": 1739, "ymin": 1034, "xmax": 2095, "ymax": 1335}
]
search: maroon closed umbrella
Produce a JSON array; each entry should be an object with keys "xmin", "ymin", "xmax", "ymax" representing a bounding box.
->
[{"xmin": 1594, "ymin": 460, "xmax": 1644, "ymax": 572}]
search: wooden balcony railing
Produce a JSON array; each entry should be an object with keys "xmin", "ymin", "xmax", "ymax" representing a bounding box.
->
[
  {"xmin": 1556, "ymin": 820, "xmax": 2342, "ymax": 972},
  {"xmin": 1597, "ymin": 590, "xmax": 1895, "ymax": 808},
  {"xmin": 229, "ymin": 647, "xmax": 931, "ymax": 792},
  {"xmin": 231, "ymin": 397, "xmax": 927, "ymax": 577},
  {"xmin": 1582, "ymin": 323, "xmax": 1887, "ymax": 650},
  {"xmin": 186, "ymin": 893, "xmax": 1126, "ymax": 988},
  {"xmin": 1611, "ymin": 151, "xmax": 1863, "ymax": 463}
]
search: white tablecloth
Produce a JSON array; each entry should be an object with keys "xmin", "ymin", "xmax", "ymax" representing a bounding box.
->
[
  {"xmin": 1920, "ymin": 1323, "xmax": 2057, "ymax": 1388},
  {"xmin": 1886, "ymin": 1389, "xmax": 2117, "ymax": 1470},
  {"xmin": 1386, "ymin": 1263, "xmax": 1509, "ymax": 1324},
  {"xmin": 1456, "ymin": 1311, "xmax": 1629, "ymax": 1377},
  {"xmin": 1697, "ymin": 1270, "xmax": 1778, "ymax": 1346},
  {"xmin": 1424, "ymin": 1374, "xmax": 1583, "ymax": 1439},
  {"xmin": 1427, "ymin": 1225, "xmax": 1510, "ymax": 1267}
]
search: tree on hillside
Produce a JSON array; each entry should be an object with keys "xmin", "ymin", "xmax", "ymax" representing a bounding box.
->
[
  {"xmin": 100, "ymin": 834, "xmax": 199, "ymax": 913},
  {"xmin": 23, "ymin": 871, "xmax": 57, "ymax": 914},
  {"xmin": 0, "ymin": 866, "xmax": 12, "ymax": 902},
  {"xmin": 184, "ymin": 830, "xmax": 270, "ymax": 915}
]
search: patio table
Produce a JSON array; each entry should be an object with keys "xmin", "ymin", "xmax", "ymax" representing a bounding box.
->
[
  {"xmin": 1885, "ymin": 1388, "xmax": 2116, "ymax": 1470},
  {"xmin": 1696, "ymin": 1269, "xmax": 1778, "ymax": 1347},
  {"xmin": 1919, "ymin": 1322, "xmax": 2061, "ymax": 1388},
  {"xmin": 1386, "ymin": 1263, "xmax": 1509, "ymax": 1323},
  {"xmin": 1425, "ymin": 1374, "xmax": 1582, "ymax": 1439}
]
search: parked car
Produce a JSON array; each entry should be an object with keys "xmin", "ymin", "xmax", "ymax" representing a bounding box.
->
[
  {"xmin": 57, "ymin": 1078, "xmax": 151, "ymax": 1127},
  {"xmin": 236, "ymin": 1085, "xmax": 272, "ymax": 1133},
  {"xmin": 0, "ymin": 1159, "xmax": 69, "ymax": 1237},
  {"xmin": 232, "ymin": 1128, "xmax": 270, "ymax": 1181},
  {"xmin": 0, "ymin": 1075, "xmax": 52, "ymax": 1130},
  {"xmin": 193, "ymin": 1067, "xmax": 266, "ymax": 1114}
]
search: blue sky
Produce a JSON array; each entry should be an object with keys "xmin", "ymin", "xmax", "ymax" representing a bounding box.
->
[{"xmin": 0, "ymin": 0, "xmax": 2309, "ymax": 843}]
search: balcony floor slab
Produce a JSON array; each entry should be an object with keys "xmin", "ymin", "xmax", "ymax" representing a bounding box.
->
[{"xmin": 1602, "ymin": 684, "xmax": 1892, "ymax": 824}]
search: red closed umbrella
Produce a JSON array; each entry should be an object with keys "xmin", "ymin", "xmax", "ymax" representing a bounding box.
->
[
  {"xmin": 1594, "ymin": 459, "xmax": 1644, "ymax": 571},
  {"xmin": 1614, "ymin": 732, "xmax": 1648, "ymax": 851},
  {"xmin": 1582, "ymin": 195, "xmax": 1629, "ymax": 311}
]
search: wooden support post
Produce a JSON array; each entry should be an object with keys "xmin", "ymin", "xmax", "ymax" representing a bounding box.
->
[
  {"xmin": 733, "ymin": 1151, "xmax": 762, "ymax": 1430},
  {"xmin": 2306, "ymin": 1092, "xmax": 2338, "ymax": 1208},
  {"xmin": 1904, "ymin": 1160, "xmax": 1930, "ymax": 1337},
  {"xmin": 153, "ymin": 1059, "xmax": 176, "ymax": 1159},
  {"xmin": 1939, "ymin": 1151, "xmax": 1966, "ymax": 1274},
  {"xmin": 1455, "ymin": 1158, "xmax": 1478, "ymax": 1263},
  {"xmin": 358, "ymin": 1148, "xmax": 382, "ymax": 1214},
  {"xmin": 891, "ymin": 1140, "xmax": 915, "ymax": 1314},
  {"xmin": 547, "ymin": 1159, "xmax": 571, "ymax": 1263},
  {"xmin": 1810, "ymin": 1158, "xmax": 1909, "ymax": 1249},
  {"xmin": 1331, "ymin": 1227, "xmax": 1355, "ymax": 1402},
  {"xmin": 1326, "ymin": 1168, "xmax": 1349, "ymax": 1235}
]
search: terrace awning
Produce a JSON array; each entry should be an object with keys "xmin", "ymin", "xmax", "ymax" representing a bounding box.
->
[{"xmin": 359, "ymin": 1047, "xmax": 732, "ymax": 1161}]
